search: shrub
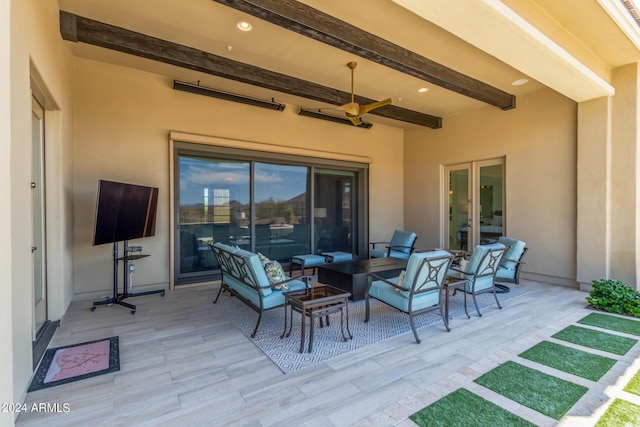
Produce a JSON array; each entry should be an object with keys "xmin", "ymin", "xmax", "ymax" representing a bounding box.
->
[{"xmin": 587, "ymin": 279, "xmax": 640, "ymax": 317}]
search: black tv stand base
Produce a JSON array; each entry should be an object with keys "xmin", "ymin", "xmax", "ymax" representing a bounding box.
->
[
  {"xmin": 91, "ymin": 289, "xmax": 165, "ymax": 315},
  {"xmin": 91, "ymin": 241, "xmax": 165, "ymax": 315}
]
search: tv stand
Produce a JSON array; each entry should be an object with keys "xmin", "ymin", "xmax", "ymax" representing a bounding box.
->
[{"xmin": 91, "ymin": 240, "xmax": 165, "ymax": 314}]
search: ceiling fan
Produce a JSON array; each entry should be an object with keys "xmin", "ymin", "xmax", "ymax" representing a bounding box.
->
[{"xmin": 324, "ymin": 61, "xmax": 392, "ymax": 125}]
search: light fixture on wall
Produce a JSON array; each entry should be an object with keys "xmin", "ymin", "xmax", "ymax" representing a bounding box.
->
[
  {"xmin": 173, "ymin": 80, "xmax": 285, "ymax": 111},
  {"xmin": 297, "ymin": 108, "xmax": 373, "ymax": 129}
]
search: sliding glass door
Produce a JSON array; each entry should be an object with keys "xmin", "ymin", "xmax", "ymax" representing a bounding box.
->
[
  {"xmin": 177, "ymin": 156, "xmax": 250, "ymax": 280},
  {"xmin": 445, "ymin": 158, "xmax": 504, "ymax": 251},
  {"xmin": 314, "ymin": 169, "xmax": 356, "ymax": 255},
  {"xmin": 174, "ymin": 146, "xmax": 366, "ymax": 285}
]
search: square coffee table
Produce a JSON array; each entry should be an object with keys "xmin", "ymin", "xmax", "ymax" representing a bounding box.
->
[
  {"xmin": 281, "ymin": 285, "xmax": 352, "ymax": 353},
  {"xmin": 317, "ymin": 257, "xmax": 407, "ymax": 301}
]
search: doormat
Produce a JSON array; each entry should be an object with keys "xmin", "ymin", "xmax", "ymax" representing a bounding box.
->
[{"xmin": 28, "ymin": 337, "xmax": 119, "ymax": 392}]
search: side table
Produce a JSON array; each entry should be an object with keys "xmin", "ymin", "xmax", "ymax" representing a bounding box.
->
[{"xmin": 282, "ymin": 285, "xmax": 353, "ymax": 353}]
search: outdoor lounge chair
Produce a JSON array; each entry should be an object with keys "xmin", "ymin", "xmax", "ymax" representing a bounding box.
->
[
  {"xmin": 365, "ymin": 250, "xmax": 453, "ymax": 343},
  {"xmin": 495, "ymin": 236, "xmax": 528, "ymax": 291},
  {"xmin": 369, "ymin": 229, "xmax": 417, "ymax": 260},
  {"xmin": 448, "ymin": 243, "xmax": 506, "ymax": 317}
]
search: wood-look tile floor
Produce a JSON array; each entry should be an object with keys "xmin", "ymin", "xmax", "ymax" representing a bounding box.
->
[{"xmin": 15, "ymin": 280, "xmax": 621, "ymax": 426}]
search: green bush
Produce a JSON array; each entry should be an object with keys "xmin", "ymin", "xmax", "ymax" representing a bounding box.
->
[{"xmin": 587, "ymin": 279, "xmax": 640, "ymax": 317}]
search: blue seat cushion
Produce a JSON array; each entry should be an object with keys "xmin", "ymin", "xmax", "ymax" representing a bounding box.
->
[
  {"xmin": 368, "ymin": 279, "xmax": 439, "ymax": 312},
  {"xmin": 291, "ymin": 254, "xmax": 326, "ymax": 267},
  {"xmin": 370, "ymin": 247, "xmax": 389, "ymax": 258},
  {"xmin": 322, "ymin": 251, "xmax": 352, "ymax": 262}
]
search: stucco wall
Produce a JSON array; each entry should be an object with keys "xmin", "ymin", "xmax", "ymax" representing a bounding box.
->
[
  {"xmin": 72, "ymin": 58, "xmax": 404, "ymax": 299},
  {"xmin": 404, "ymin": 88, "xmax": 578, "ymax": 286},
  {"xmin": 7, "ymin": 0, "xmax": 76, "ymax": 413}
]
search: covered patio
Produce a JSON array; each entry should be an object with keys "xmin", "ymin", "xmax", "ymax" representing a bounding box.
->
[
  {"xmin": 16, "ymin": 280, "xmax": 637, "ymax": 426},
  {"xmin": 6, "ymin": 1, "xmax": 640, "ymax": 425}
]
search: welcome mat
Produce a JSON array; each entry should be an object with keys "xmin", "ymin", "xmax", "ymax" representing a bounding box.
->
[
  {"xmin": 28, "ymin": 337, "xmax": 120, "ymax": 392},
  {"xmin": 218, "ymin": 288, "xmax": 526, "ymax": 374}
]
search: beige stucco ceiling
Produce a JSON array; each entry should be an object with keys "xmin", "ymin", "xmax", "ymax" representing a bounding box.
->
[{"xmin": 58, "ymin": 0, "xmax": 640, "ymax": 128}]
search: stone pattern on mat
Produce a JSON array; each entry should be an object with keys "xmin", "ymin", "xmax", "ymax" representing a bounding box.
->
[{"xmin": 218, "ymin": 288, "xmax": 525, "ymax": 374}]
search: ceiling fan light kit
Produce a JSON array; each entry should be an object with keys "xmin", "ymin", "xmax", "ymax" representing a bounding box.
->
[{"xmin": 172, "ymin": 80, "xmax": 285, "ymax": 111}]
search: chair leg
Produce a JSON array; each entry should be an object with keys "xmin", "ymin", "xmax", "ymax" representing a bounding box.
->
[
  {"xmin": 439, "ymin": 305, "xmax": 450, "ymax": 332},
  {"xmin": 251, "ymin": 312, "xmax": 263, "ymax": 338},
  {"xmin": 408, "ymin": 312, "xmax": 421, "ymax": 344},
  {"xmin": 493, "ymin": 286, "xmax": 502, "ymax": 309},
  {"xmin": 364, "ymin": 294, "xmax": 371, "ymax": 323},
  {"xmin": 213, "ymin": 283, "xmax": 225, "ymax": 303},
  {"xmin": 472, "ymin": 293, "xmax": 482, "ymax": 317}
]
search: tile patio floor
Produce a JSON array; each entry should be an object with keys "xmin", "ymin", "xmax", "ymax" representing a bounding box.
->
[{"xmin": 15, "ymin": 279, "xmax": 639, "ymax": 426}]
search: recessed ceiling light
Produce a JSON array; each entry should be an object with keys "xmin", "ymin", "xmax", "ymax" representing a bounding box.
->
[
  {"xmin": 418, "ymin": 87, "xmax": 429, "ymax": 93},
  {"xmin": 237, "ymin": 21, "xmax": 253, "ymax": 32},
  {"xmin": 512, "ymin": 78, "xmax": 529, "ymax": 86}
]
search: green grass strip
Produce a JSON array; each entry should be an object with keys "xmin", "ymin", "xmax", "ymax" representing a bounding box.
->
[
  {"xmin": 519, "ymin": 340, "xmax": 616, "ymax": 381},
  {"xmin": 553, "ymin": 325, "xmax": 637, "ymax": 356},
  {"xmin": 595, "ymin": 398, "xmax": 640, "ymax": 427},
  {"xmin": 624, "ymin": 368, "xmax": 640, "ymax": 396},
  {"xmin": 474, "ymin": 361, "xmax": 588, "ymax": 420},
  {"xmin": 579, "ymin": 312, "xmax": 640, "ymax": 336},
  {"xmin": 409, "ymin": 388, "xmax": 536, "ymax": 427}
]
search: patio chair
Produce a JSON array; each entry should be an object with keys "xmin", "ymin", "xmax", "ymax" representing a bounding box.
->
[
  {"xmin": 365, "ymin": 250, "xmax": 453, "ymax": 343},
  {"xmin": 495, "ymin": 236, "xmax": 528, "ymax": 291},
  {"xmin": 448, "ymin": 242, "xmax": 506, "ymax": 317},
  {"xmin": 370, "ymin": 229, "xmax": 417, "ymax": 260}
]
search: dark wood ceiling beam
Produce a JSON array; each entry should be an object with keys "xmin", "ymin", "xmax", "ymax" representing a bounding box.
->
[
  {"xmin": 59, "ymin": 11, "xmax": 442, "ymax": 128},
  {"xmin": 213, "ymin": 0, "xmax": 516, "ymax": 110}
]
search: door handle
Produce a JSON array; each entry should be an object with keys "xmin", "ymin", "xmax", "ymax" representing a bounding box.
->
[{"xmin": 31, "ymin": 246, "xmax": 37, "ymax": 253}]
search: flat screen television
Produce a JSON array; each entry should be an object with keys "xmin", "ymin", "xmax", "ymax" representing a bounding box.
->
[{"xmin": 93, "ymin": 180, "xmax": 159, "ymax": 246}]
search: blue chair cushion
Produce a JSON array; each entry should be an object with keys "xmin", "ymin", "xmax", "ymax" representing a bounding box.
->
[
  {"xmin": 291, "ymin": 254, "xmax": 326, "ymax": 267},
  {"xmin": 322, "ymin": 251, "xmax": 352, "ymax": 263},
  {"xmin": 389, "ymin": 230, "xmax": 417, "ymax": 254},
  {"xmin": 370, "ymin": 247, "xmax": 389, "ymax": 258},
  {"xmin": 497, "ymin": 236, "xmax": 526, "ymax": 270},
  {"xmin": 448, "ymin": 243, "xmax": 505, "ymax": 292},
  {"xmin": 368, "ymin": 279, "xmax": 440, "ymax": 313}
]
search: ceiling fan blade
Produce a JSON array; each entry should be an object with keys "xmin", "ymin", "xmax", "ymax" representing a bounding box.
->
[
  {"xmin": 332, "ymin": 102, "xmax": 360, "ymax": 116},
  {"xmin": 358, "ymin": 98, "xmax": 392, "ymax": 115},
  {"xmin": 347, "ymin": 115, "xmax": 362, "ymax": 126}
]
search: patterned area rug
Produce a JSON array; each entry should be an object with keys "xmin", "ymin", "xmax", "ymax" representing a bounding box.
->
[
  {"xmin": 28, "ymin": 337, "xmax": 120, "ymax": 392},
  {"xmin": 218, "ymin": 288, "xmax": 526, "ymax": 374}
]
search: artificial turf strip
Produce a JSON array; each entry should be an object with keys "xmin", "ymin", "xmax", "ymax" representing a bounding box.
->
[
  {"xmin": 474, "ymin": 361, "xmax": 588, "ymax": 420},
  {"xmin": 595, "ymin": 398, "xmax": 640, "ymax": 427},
  {"xmin": 579, "ymin": 312, "xmax": 640, "ymax": 336},
  {"xmin": 623, "ymin": 368, "xmax": 640, "ymax": 396},
  {"xmin": 519, "ymin": 340, "xmax": 617, "ymax": 381},
  {"xmin": 409, "ymin": 388, "xmax": 536, "ymax": 427},
  {"xmin": 552, "ymin": 325, "xmax": 637, "ymax": 356}
]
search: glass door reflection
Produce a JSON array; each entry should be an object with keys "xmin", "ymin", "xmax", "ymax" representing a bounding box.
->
[
  {"xmin": 254, "ymin": 163, "xmax": 309, "ymax": 262},
  {"xmin": 177, "ymin": 156, "xmax": 250, "ymax": 279},
  {"xmin": 314, "ymin": 169, "xmax": 355, "ymax": 255}
]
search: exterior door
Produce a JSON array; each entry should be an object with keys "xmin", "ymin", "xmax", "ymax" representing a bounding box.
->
[
  {"xmin": 31, "ymin": 95, "xmax": 47, "ymax": 338},
  {"xmin": 314, "ymin": 169, "xmax": 356, "ymax": 255},
  {"xmin": 445, "ymin": 159, "xmax": 504, "ymax": 250},
  {"xmin": 446, "ymin": 164, "xmax": 471, "ymax": 250}
]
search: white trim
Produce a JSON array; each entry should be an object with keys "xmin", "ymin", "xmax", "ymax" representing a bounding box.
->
[
  {"xmin": 598, "ymin": 0, "xmax": 640, "ymax": 51},
  {"xmin": 392, "ymin": 0, "xmax": 615, "ymax": 102}
]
